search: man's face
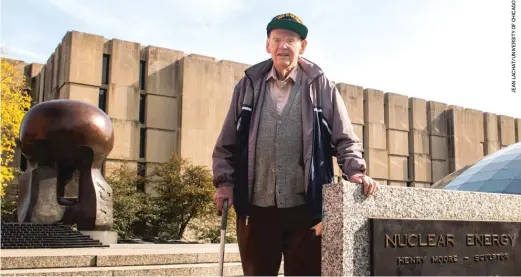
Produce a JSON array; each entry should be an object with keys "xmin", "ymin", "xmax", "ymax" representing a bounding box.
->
[{"xmin": 266, "ymin": 29, "xmax": 307, "ymax": 71}]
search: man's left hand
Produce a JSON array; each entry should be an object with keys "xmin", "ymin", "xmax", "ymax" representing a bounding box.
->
[{"xmin": 349, "ymin": 173, "xmax": 379, "ymax": 197}]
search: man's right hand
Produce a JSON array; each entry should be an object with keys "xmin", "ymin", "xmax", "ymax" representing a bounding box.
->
[{"xmin": 213, "ymin": 186, "xmax": 234, "ymax": 212}]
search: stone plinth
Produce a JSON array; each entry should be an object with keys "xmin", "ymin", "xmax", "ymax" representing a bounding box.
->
[
  {"xmin": 321, "ymin": 182, "xmax": 521, "ymax": 276},
  {"xmin": 80, "ymin": 231, "xmax": 118, "ymax": 245}
]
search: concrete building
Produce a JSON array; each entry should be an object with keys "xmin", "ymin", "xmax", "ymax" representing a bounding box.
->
[{"xmin": 10, "ymin": 30, "xmax": 521, "ymax": 192}]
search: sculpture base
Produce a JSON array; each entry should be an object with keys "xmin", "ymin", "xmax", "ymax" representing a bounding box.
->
[
  {"xmin": 80, "ymin": 231, "xmax": 118, "ymax": 245},
  {"xmin": 0, "ymin": 223, "xmax": 106, "ymax": 249}
]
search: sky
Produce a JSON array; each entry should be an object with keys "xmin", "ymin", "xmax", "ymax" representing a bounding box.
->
[{"xmin": 2, "ymin": 0, "xmax": 520, "ymax": 118}]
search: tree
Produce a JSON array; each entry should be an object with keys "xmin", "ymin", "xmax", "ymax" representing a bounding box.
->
[
  {"xmin": 0, "ymin": 169, "xmax": 21, "ymax": 222},
  {"xmin": 148, "ymin": 154, "xmax": 215, "ymax": 240},
  {"xmin": 105, "ymin": 164, "xmax": 153, "ymax": 239},
  {"xmin": 101, "ymin": 154, "xmax": 236, "ymax": 243},
  {"xmin": 1, "ymin": 59, "xmax": 32, "ymax": 197}
]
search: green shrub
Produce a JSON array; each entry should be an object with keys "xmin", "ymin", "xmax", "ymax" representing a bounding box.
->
[
  {"xmin": 105, "ymin": 165, "xmax": 150, "ymax": 239},
  {"xmin": 146, "ymin": 154, "xmax": 216, "ymax": 240}
]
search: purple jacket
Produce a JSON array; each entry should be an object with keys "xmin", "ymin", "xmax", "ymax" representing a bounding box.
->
[{"xmin": 212, "ymin": 57, "xmax": 366, "ymax": 219}]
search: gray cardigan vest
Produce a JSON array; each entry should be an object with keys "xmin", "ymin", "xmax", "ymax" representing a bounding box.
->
[{"xmin": 251, "ymin": 68, "xmax": 306, "ymax": 208}]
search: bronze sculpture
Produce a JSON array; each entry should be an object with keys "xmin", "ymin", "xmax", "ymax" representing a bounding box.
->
[{"xmin": 17, "ymin": 99, "xmax": 114, "ymax": 231}]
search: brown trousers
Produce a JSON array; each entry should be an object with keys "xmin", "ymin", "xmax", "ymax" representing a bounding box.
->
[{"xmin": 236, "ymin": 205, "xmax": 322, "ymax": 276}]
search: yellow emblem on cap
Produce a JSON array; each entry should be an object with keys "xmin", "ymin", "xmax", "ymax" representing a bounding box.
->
[{"xmin": 275, "ymin": 13, "xmax": 302, "ymax": 24}]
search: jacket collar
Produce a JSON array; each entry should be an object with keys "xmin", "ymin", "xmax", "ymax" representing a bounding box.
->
[{"xmin": 245, "ymin": 56, "xmax": 324, "ymax": 85}]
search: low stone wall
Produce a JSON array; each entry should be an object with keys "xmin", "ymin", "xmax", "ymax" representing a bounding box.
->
[{"xmin": 321, "ymin": 182, "xmax": 521, "ymax": 276}]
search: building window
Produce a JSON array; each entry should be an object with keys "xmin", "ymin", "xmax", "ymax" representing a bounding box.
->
[
  {"xmin": 98, "ymin": 88, "xmax": 107, "ymax": 112},
  {"xmin": 30, "ymin": 77, "xmax": 37, "ymax": 104},
  {"xmin": 407, "ymin": 157, "xmax": 411, "ymax": 180},
  {"xmin": 137, "ymin": 162, "xmax": 146, "ymax": 192},
  {"xmin": 139, "ymin": 94, "xmax": 146, "ymax": 124},
  {"xmin": 139, "ymin": 60, "xmax": 146, "ymax": 90},
  {"xmin": 102, "ymin": 54, "xmax": 110, "ymax": 85},
  {"xmin": 139, "ymin": 128, "xmax": 146, "ymax": 159}
]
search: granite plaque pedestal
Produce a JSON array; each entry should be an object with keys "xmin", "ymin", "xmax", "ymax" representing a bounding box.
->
[{"xmin": 321, "ymin": 182, "xmax": 521, "ymax": 276}]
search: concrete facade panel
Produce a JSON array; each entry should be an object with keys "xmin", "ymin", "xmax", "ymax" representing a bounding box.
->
[
  {"xmin": 44, "ymin": 55, "xmax": 54, "ymax": 101},
  {"xmin": 470, "ymin": 109, "xmax": 485, "ymax": 143},
  {"xmin": 409, "ymin": 97, "xmax": 428, "ymax": 132},
  {"xmin": 27, "ymin": 63, "xmax": 44, "ymax": 104},
  {"xmin": 484, "ymin": 113, "xmax": 499, "ymax": 143},
  {"xmin": 364, "ymin": 123, "xmax": 387, "ymax": 150},
  {"xmin": 179, "ymin": 56, "xmax": 244, "ymax": 169},
  {"xmin": 365, "ymin": 149, "xmax": 388, "ymax": 179},
  {"xmin": 483, "ymin": 113, "xmax": 501, "ymax": 155},
  {"xmin": 384, "ymin": 92, "xmax": 409, "ymax": 131},
  {"xmin": 107, "ymin": 83, "xmax": 140, "ymax": 121},
  {"xmin": 28, "ymin": 63, "xmax": 43, "ymax": 77},
  {"xmin": 219, "ymin": 60, "xmax": 250, "ymax": 89},
  {"xmin": 336, "ymin": 83, "xmax": 364, "ymax": 125},
  {"xmin": 145, "ymin": 129, "xmax": 178, "ymax": 163},
  {"xmin": 353, "ymin": 124, "xmax": 364, "ymax": 150},
  {"xmin": 68, "ymin": 31, "xmax": 104, "ymax": 86},
  {"xmin": 409, "ymin": 129, "xmax": 430, "ymax": 155},
  {"xmin": 107, "ymin": 39, "xmax": 141, "ymax": 121},
  {"xmin": 449, "ymin": 106, "xmax": 485, "ymax": 171},
  {"xmin": 458, "ymin": 108, "xmax": 485, "ymax": 142},
  {"xmin": 59, "ymin": 83, "xmax": 99, "ymax": 107},
  {"xmin": 484, "ymin": 140, "xmax": 500, "ymax": 155},
  {"xmin": 432, "ymin": 160, "xmax": 449, "ymax": 183},
  {"xmin": 146, "ymin": 95, "xmax": 179, "ymax": 130},
  {"xmin": 364, "ymin": 88, "xmax": 385, "ymax": 125},
  {"xmin": 387, "ymin": 130, "xmax": 408, "ymax": 156},
  {"xmin": 145, "ymin": 46, "xmax": 185, "ymax": 97},
  {"xmin": 52, "ymin": 44, "xmax": 60, "ymax": 93},
  {"xmin": 37, "ymin": 67, "xmax": 45, "ymax": 103},
  {"xmin": 58, "ymin": 32, "xmax": 71, "ymax": 89},
  {"xmin": 409, "ymin": 153, "xmax": 432, "ymax": 183},
  {"xmin": 427, "ymin": 101, "xmax": 448, "ymax": 136},
  {"xmin": 388, "ymin": 155, "xmax": 408, "ymax": 181},
  {"xmin": 106, "ymin": 119, "xmax": 140, "ymax": 161},
  {"xmin": 31, "ymin": 72, "xmax": 41, "ymax": 104},
  {"xmin": 449, "ymin": 135, "xmax": 483, "ymax": 170},
  {"xmin": 498, "ymin": 115, "xmax": 516, "ymax": 146},
  {"xmin": 430, "ymin": 135, "xmax": 448, "ymax": 160}
]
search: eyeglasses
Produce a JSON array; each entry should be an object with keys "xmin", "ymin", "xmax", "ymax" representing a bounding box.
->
[{"xmin": 269, "ymin": 37, "xmax": 300, "ymax": 46}]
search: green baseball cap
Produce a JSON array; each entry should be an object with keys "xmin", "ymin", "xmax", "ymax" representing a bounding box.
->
[{"xmin": 266, "ymin": 13, "xmax": 308, "ymax": 39}]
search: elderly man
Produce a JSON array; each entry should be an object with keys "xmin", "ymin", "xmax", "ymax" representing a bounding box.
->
[{"xmin": 212, "ymin": 13, "xmax": 378, "ymax": 276}]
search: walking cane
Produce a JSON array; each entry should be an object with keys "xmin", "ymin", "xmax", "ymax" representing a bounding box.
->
[{"xmin": 218, "ymin": 199, "xmax": 229, "ymax": 276}]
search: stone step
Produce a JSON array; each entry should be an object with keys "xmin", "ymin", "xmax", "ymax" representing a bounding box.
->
[
  {"xmin": 0, "ymin": 244, "xmax": 286, "ymax": 276},
  {"xmin": 1, "ymin": 244, "xmax": 242, "ymax": 270},
  {"xmin": 0, "ymin": 262, "xmax": 252, "ymax": 276}
]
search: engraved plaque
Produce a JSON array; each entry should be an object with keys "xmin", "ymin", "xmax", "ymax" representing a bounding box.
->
[{"xmin": 370, "ymin": 218, "xmax": 521, "ymax": 276}]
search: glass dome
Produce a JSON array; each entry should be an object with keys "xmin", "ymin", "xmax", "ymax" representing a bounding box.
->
[{"xmin": 438, "ymin": 142, "xmax": 521, "ymax": 194}]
